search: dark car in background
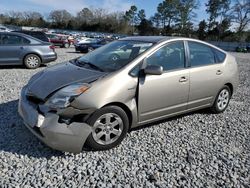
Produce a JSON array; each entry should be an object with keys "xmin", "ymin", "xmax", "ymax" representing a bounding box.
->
[
  {"xmin": 46, "ymin": 33, "xmax": 70, "ymax": 48},
  {"xmin": 0, "ymin": 32, "xmax": 57, "ymax": 69},
  {"xmin": 75, "ymin": 39, "xmax": 112, "ymax": 53},
  {"xmin": 13, "ymin": 30, "xmax": 50, "ymax": 42}
]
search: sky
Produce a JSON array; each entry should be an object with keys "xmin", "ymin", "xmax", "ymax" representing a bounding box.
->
[{"xmin": 0, "ymin": 0, "xmax": 208, "ymax": 24}]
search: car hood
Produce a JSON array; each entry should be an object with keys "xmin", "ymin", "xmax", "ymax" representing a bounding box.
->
[{"xmin": 26, "ymin": 62, "xmax": 106, "ymax": 100}]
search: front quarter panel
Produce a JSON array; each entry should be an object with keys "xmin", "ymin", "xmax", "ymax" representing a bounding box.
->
[{"xmin": 71, "ymin": 72, "xmax": 138, "ymax": 125}]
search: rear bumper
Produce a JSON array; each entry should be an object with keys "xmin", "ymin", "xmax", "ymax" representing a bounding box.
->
[
  {"xmin": 42, "ymin": 53, "xmax": 57, "ymax": 64},
  {"xmin": 18, "ymin": 87, "xmax": 92, "ymax": 153},
  {"xmin": 75, "ymin": 46, "xmax": 88, "ymax": 52}
]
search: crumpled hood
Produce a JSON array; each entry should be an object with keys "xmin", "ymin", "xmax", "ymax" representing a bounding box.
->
[{"xmin": 26, "ymin": 62, "xmax": 106, "ymax": 100}]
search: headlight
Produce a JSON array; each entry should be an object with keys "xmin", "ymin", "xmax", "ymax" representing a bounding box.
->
[{"xmin": 45, "ymin": 83, "xmax": 90, "ymax": 109}]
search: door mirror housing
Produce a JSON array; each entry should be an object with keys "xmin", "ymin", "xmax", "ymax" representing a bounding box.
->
[{"xmin": 144, "ymin": 64, "xmax": 163, "ymax": 75}]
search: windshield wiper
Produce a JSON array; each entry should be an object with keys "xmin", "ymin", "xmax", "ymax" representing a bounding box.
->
[{"xmin": 75, "ymin": 59, "xmax": 104, "ymax": 72}]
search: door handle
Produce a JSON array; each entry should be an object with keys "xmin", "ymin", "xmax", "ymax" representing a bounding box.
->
[
  {"xmin": 20, "ymin": 46, "xmax": 24, "ymax": 50},
  {"xmin": 216, "ymin": 70, "xmax": 223, "ymax": 75},
  {"xmin": 179, "ymin": 76, "xmax": 188, "ymax": 83}
]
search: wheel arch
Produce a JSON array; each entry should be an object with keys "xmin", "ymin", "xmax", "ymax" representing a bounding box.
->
[
  {"xmin": 103, "ymin": 102, "xmax": 133, "ymax": 130},
  {"xmin": 23, "ymin": 52, "xmax": 42, "ymax": 64},
  {"xmin": 225, "ymin": 83, "xmax": 233, "ymax": 95}
]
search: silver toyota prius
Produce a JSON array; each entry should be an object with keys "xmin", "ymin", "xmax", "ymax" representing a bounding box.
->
[{"xmin": 19, "ymin": 36, "xmax": 239, "ymax": 153}]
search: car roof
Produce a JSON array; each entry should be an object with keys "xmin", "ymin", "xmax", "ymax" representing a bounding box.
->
[{"xmin": 119, "ymin": 36, "xmax": 175, "ymax": 43}]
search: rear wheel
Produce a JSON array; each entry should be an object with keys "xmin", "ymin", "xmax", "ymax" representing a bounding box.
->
[
  {"xmin": 211, "ymin": 85, "xmax": 231, "ymax": 113},
  {"xmin": 85, "ymin": 106, "xmax": 129, "ymax": 150},
  {"xmin": 24, "ymin": 54, "xmax": 41, "ymax": 69},
  {"xmin": 64, "ymin": 43, "xmax": 70, "ymax": 48}
]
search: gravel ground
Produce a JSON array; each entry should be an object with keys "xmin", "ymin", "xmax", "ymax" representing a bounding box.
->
[{"xmin": 0, "ymin": 47, "xmax": 249, "ymax": 187}]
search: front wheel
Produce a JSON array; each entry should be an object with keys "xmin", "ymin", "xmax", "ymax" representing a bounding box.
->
[
  {"xmin": 85, "ymin": 106, "xmax": 129, "ymax": 150},
  {"xmin": 210, "ymin": 86, "xmax": 231, "ymax": 113}
]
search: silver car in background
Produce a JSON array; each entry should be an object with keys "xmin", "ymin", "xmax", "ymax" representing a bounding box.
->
[
  {"xmin": 0, "ymin": 32, "xmax": 57, "ymax": 69},
  {"xmin": 18, "ymin": 36, "xmax": 239, "ymax": 153}
]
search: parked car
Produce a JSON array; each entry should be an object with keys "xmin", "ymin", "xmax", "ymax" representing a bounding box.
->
[
  {"xmin": 13, "ymin": 30, "xmax": 50, "ymax": 42},
  {"xmin": 236, "ymin": 46, "xmax": 247, "ymax": 53},
  {"xmin": 0, "ymin": 26, "xmax": 11, "ymax": 32},
  {"xmin": 75, "ymin": 39, "xmax": 111, "ymax": 53},
  {"xmin": 0, "ymin": 32, "xmax": 57, "ymax": 69},
  {"xmin": 19, "ymin": 36, "xmax": 239, "ymax": 153},
  {"xmin": 75, "ymin": 37, "xmax": 97, "ymax": 45},
  {"xmin": 46, "ymin": 33, "xmax": 70, "ymax": 48}
]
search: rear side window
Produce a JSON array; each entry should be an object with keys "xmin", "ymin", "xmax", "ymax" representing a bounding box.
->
[
  {"xmin": 214, "ymin": 49, "xmax": 226, "ymax": 63},
  {"xmin": 1, "ymin": 34, "xmax": 30, "ymax": 45},
  {"xmin": 188, "ymin": 41, "xmax": 215, "ymax": 67}
]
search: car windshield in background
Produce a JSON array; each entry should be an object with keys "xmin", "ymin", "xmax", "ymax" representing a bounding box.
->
[{"xmin": 75, "ymin": 40, "xmax": 153, "ymax": 72}]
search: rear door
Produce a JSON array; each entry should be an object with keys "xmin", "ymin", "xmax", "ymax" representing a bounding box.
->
[
  {"xmin": 0, "ymin": 33, "xmax": 29, "ymax": 65},
  {"xmin": 187, "ymin": 41, "xmax": 225, "ymax": 109},
  {"xmin": 138, "ymin": 41, "xmax": 190, "ymax": 123}
]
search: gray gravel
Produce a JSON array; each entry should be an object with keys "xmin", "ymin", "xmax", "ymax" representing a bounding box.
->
[{"xmin": 0, "ymin": 47, "xmax": 249, "ymax": 187}]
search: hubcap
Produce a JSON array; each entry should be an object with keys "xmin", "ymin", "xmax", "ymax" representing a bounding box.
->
[
  {"xmin": 217, "ymin": 89, "xmax": 230, "ymax": 111},
  {"xmin": 26, "ymin": 56, "xmax": 39, "ymax": 67},
  {"xmin": 92, "ymin": 113, "xmax": 123, "ymax": 145}
]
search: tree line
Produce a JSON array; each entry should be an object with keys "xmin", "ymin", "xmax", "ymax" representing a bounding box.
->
[{"xmin": 0, "ymin": 0, "xmax": 249, "ymax": 42}]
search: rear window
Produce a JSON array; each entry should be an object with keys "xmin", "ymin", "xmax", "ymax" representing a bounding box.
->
[
  {"xmin": 24, "ymin": 32, "xmax": 49, "ymax": 42},
  {"xmin": 214, "ymin": 49, "xmax": 226, "ymax": 63},
  {"xmin": 188, "ymin": 41, "xmax": 215, "ymax": 67}
]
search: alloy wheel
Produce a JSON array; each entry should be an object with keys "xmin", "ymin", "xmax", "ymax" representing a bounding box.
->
[
  {"xmin": 92, "ymin": 113, "xmax": 123, "ymax": 145},
  {"xmin": 217, "ymin": 89, "xmax": 230, "ymax": 111}
]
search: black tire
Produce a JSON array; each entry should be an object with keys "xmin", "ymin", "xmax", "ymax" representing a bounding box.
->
[
  {"xmin": 24, "ymin": 54, "xmax": 41, "ymax": 69},
  {"xmin": 64, "ymin": 43, "xmax": 70, "ymax": 48},
  {"xmin": 210, "ymin": 85, "xmax": 231, "ymax": 113},
  {"xmin": 88, "ymin": 47, "xmax": 94, "ymax": 52},
  {"xmin": 85, "ymin": 106, "xmax": 129, "ymax": 151}
]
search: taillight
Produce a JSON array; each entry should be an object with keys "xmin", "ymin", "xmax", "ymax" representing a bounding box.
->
[{"xmin": 49, "ymin": 45, "xmax": 55, "ymax": 50}]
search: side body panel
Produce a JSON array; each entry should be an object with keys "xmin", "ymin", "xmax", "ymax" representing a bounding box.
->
[{"xmin": 138, "ymin": 69, "xmax": 189, "ymax": 123}]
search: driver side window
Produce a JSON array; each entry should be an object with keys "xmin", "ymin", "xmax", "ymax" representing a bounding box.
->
[{"xmin": 147, "ymin": 41, "xmax": 185, "ymax": 71}]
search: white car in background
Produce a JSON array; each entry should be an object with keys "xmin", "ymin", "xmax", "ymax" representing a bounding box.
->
[
  {"xmin": 0, "ymin": 25, "xmax": 12, "ymax": 32},
  {"xmin": 75, "ymin": 37, "xmax": 97, "ymax": 45}
]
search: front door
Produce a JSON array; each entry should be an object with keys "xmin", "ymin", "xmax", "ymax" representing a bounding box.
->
[{"xmin": 138, "ymin": 41, "xmax": 190, "ymax": 123}]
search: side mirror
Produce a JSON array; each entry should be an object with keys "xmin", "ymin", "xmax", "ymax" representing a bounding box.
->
[{"xmin": 144, "ymin": 64, "xmax": 163, "ymax": 75}]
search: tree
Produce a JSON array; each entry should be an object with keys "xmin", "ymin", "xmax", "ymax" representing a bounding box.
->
[
  {"xmin": 76, "ymin": 8, "xmax": 93, "ymax": 25},
  {"xmin": 48, "ymin": 10, "xmax": 72, "ymax": 28},
  {"xmin": 197, "ymin": 20, "xmax": 207, "ymax": 40},
  {"xmin": 124, "ymin": 5, "xmax": 138, "ymax": 34},
  {"xmin": 206, "ymin": 0, "xmax": 231, "ymax": 30},
  {"xmin": 137, "ymin": 9, "xmax": 146, "ymax": 23},
  {"xmin": 156, "ymin": 0, "xmax": 179, "ymax": 29},
  {"xmin": 176, "ymin": 0, "xmax": 198, "ymax": 34},
  {"xmin": 137, "ymin": 19, "xmax": 154, "ymax": 35},
  {"xmin": 231, "ymin": 0, "xmax": 250, "ymax": 33}
]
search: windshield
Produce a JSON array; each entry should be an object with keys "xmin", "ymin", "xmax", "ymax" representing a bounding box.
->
[{"xmin": 75, "ymin": 40, "xmax": 154, "ymax": 72}]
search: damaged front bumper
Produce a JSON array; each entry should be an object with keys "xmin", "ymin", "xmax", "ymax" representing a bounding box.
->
[{"xmin": 18, "ymin": 86, "xmax": 92, "ymax": 153}]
